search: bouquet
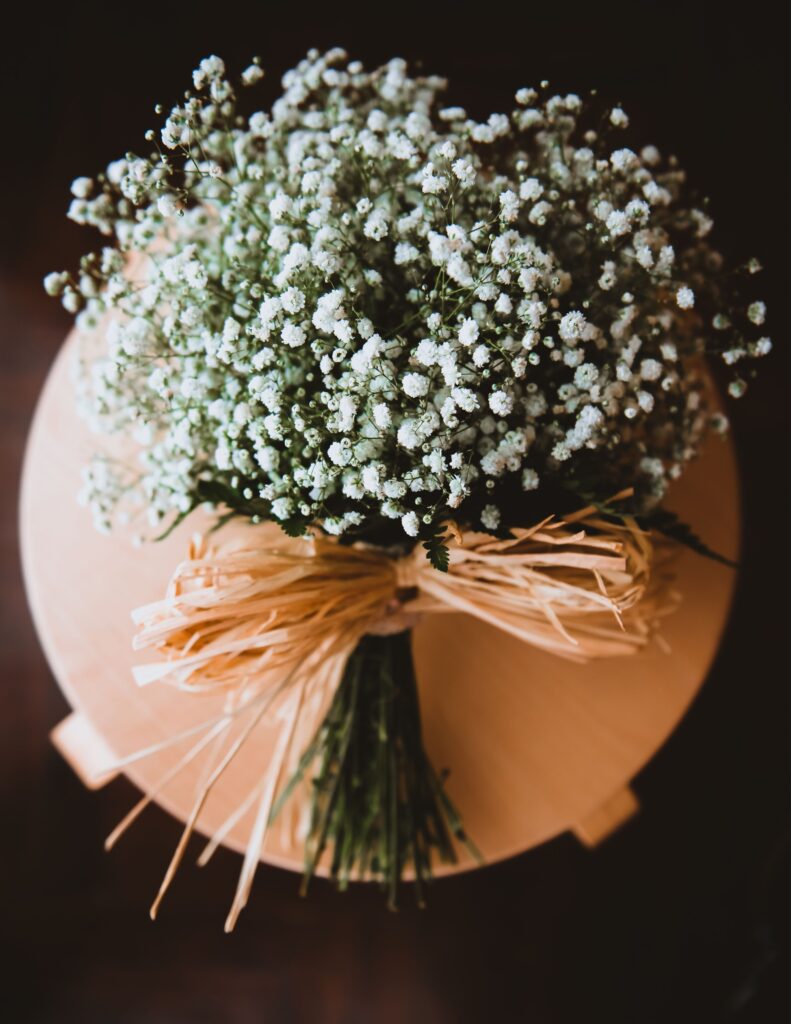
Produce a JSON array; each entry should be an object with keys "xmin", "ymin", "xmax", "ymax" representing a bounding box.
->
[{"xmin": 46, "ymin": 49, "xmax": 770, "ymax": 928}]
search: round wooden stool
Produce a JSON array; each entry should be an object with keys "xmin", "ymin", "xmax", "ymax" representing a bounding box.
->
[{"xmin": 21, "ymin": 335, "xmax": 740, "ymax": 877}]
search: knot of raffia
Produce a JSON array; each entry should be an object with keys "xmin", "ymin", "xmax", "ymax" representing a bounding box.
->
[{"xmin": 131, "ymin": 494, "xmax": 677, "ymax": 696}]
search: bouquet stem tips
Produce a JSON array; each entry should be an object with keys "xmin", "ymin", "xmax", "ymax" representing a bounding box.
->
[{"xmin": 275, "ymin": 630, "xmax": 471, "ymax": 907}]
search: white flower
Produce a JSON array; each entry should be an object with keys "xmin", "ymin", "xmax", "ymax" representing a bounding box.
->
[
  {"xmin": 489, "ymin": 390, "xmax": 513, "ymax": 416},
  {"xmin": 472, "ymin": 344, "xmax": 490, "ymax": 367},
  {"xmin": 259, "ymin": 296, "xmax": 282, "ymax": 327},
  {"xmin": 351, "ymin": 333, "xmax": 382, "ymax": 374},
  {"xmin": 625, "ymin": 199, "xmax": 650, "ymax": 223},
  {"xmin": 637, "ymin": 390, "xmax": 655, "ymax": 413},
  {"xmin": 609, "ymin": 107, "xmax": 629, "ymax": 128},
  {"xmin": 656, "ymin": 246, "xmax": 675, "ymax": 275},
  {"xmin": 283, "ymin": 243, "xmax": 309, "ymax": 275},
  {"xmin": 397, "ymin": 420, "xmax": 421, "ymax": 449},
  {"xmin": 421, "ymin": 162, "xmax": 448, "ymax": 194},
  {"xmin": 241, "ymin": 63, "xmax": 265, "ymax": 86},
  {"xmin": 193, "ymin": 55, "xmax": 225, "ymax": 90},
  {"xmin": 70, "ymin": 177, "xmax": 93, "ymax": 199},
  {"xmin": 676, "ymin": 287, "xmax": 695, "ymax": 310},
  {"xmin": 494, "ymin": 293, "xmax": 513, "ymax": 315},
  {"xmin": 183, "ymin": 261, "xmax": 207, "ymax": 289},
  {"xmin": 361, "ymin": 463, "xmax": 383, "ymax": 493},
  {"xmin": 336, "ymin": 317, "xmax": 354, "ymax": 342},
  {"xmin": 372, "ymin": 403, "xmax": 391, "ymax": 429},
  {"xmin": 487, "ymin": 113, "xmax": 510, "ymax": 136},
  {"xmin": 363, "ymin": 209, "xmax": 389, "ymax": 240},
  {"xmin": 403, "ymin": 372, "xmax": 429, "ymax": 398},
  {"xmin": 480, "ymin": 504, "xmax": 501, "ymax": 530},
  {"xmin": 447, "ymin": 475, "xmax": 468, "ymax": 508},
  {"xmin": 268, "ymin": 226, "xmax": 290, "ymax": 252},
  {"xmin": 337, "ymin": 395, "xmax": 357, "ymax": 432},
  {"xmin": 519, "ymin": 178, "xmax": 543, "ymax": 202},
  {"xmin": 529, "ymin": 200, "xmax": 552, "ymax": 225},
  {"xmin": 640, "ymin": 358, "xmax": 662, "ymax": 381},
  {"xmin": 222, "ymin": 317, "xmax": 241, "ymax": 343},
  {"xmin": 271, "ymin": 497, "xmax": 293, "ymax": 521},
  {"xmin": 281, "ymin": 287, "xmax": 305, "ymax": 314},
  {"xmin": 458, "ymin": 318, "xmax": 479, "ymax": 347},
  {"xmin": 691, "ymin": 209, "xmax": 714, "ymax": 238},
  {"xmin": 605, "ymin": 210, "xmax": 630, "ymax": 238},
  {"xmin": 523, "ymin": 301, "xmax": 546, "ymax": 328},
  {"xmin": 522, "ymin": 468, "xmax": 539, "ymax": 491},
  {"xmin": 383, "ymin": 478, "xmax": 407, "ymax": 499},
  {"xmin": 327, "ymin": 441, "xmax": 351, "ymax": 466},
  {"xmin": 394, "ymin": 242, "xmax": 419, "ymax": 265},
  {"xmin": 558, "ymin": 311, "xmax": 589, "ymax": 343},
  {"xmin": 610, "ymin": 148, "xmax": 637, "ymax": 172},
  {"xmin": 747, "ymin": 301, "xmax": 766, "ymax": 326},
  {"xmin": 281, "ymin": 322, "xmax": 307, "ymax": 347},
  {"xmin": 414, "ymin": 339, "xmax": 438, "ymax": 366},
  {"xmin": 440, "ymin": 397, "xmax": 458, "ymax": 425},
  {"xmin": 452, "ymin": 159, "xmax": 476, "ymax": 188},
  {"xmin": 515, "ymin": 87, "xmax": 537, "ymax": 106},
  {"xmin": 401, "ymin": 510, "xmax": 420, "ymax": 537},
  {"xmin": 269, "ymin": 192, "xmax": 293, "ymax": 220},
  {"xmin": 499, "ymin": 190, "xmax": 520, "ymax": 222},
  {"xmin": 480, "ymin": 450, "xmax": 505, "ymax": 476},
  {"xmin": 43, "ymin": 271, "xmax": 68, "ymax": 296},
  {"xmin": 574, "ymin": 363, "xmax": 599, "ymax": 389},
  {"xmin": 451, "ymin": 387, "xmax": 478, "ymax": 412},
  {"xmin": 157, "ymin": 194, "xmax": 179, "ymax": 218},
  {"xmin": 387, "ymin": 131, "xmax": 416, "ymax": 160},
  {"xmin": 446, "ymin": 253, "xmax": 473, "ymax": 287}
]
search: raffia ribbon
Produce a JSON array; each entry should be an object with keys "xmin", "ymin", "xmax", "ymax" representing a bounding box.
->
[
  {"xmin": 116, "ymin": 493, "xmax": 676, "ymax": 929},
  {"xmin": 132, "ymin": 492, "xmax": 673, "ymax": 684}
]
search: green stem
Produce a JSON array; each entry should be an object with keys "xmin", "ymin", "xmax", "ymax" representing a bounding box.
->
[{"xmin": 274, "ymin": 630, "xmax": 480, "ymax": 906}]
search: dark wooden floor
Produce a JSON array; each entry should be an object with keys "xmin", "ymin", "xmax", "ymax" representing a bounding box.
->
[{"xmin": 1, "ymin": 4, "xmax": 788, "ymax": 1022}]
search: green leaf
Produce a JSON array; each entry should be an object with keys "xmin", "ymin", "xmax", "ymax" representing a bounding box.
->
[
  {"xmin": 195, "ymin": 478, "xmax": 271, "ymax": 520},
  {"xmin": 566, "ymin": 486, "xmax": 738, "ymax": 571},
  {"xmin": 418, "ymin": 516, "xmax": 452, "ymax": 572},
  {"xmin": 423, "ymin": 534, "xmax": 450, "ymax": 572},
  {"xmin": 279, "ymin": 516, "xmax": 312, "ymax": 538},
  {"xmin": 427, "ymin": 540, "xmax": 449, "ymax": 573},
  {"xmin": 638, "ymin": 508, "xmax": 739, "ymax": 569},
  {"xmin": 195, "ymin": 478, "xmax": 239, "ymax": 505}
]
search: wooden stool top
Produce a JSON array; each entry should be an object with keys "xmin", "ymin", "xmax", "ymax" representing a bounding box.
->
[{"xmin": 21, "ymin": 335, "xmax": 740, "ymax": 875}]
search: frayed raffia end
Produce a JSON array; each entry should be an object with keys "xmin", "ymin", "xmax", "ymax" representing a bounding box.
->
[{"xmin": 111, "ymin": 499, "xmax": 678, "ymax": 928}]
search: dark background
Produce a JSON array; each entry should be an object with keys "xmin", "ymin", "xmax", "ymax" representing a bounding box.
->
[{"xmin": 1, "ymin": 2, "xmax": 788, "ymax": 1021}]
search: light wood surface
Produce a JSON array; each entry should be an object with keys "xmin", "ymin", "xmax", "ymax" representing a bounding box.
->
[{"xmin": 20, "ymin": 335, "xmax": 740, "ymax": 877}]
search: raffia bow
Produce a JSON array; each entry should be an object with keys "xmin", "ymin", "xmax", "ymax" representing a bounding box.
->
[
  {"xmin": 113, "ymin": 494, "xmax": 676, "ymax": 929},
  {"xmin": 132, "ymin": 493, "xmax": 671, "ymax": 684}
]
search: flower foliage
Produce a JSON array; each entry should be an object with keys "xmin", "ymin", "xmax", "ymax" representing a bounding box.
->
[{"xmin": 47, "ymin": 49, "xmax": 770, "ymax": 549}]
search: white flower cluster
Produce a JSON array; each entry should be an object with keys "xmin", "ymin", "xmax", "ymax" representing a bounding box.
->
[{"xmin": 48, "ymin": 50, "xmax": 770, "ymax": 542}]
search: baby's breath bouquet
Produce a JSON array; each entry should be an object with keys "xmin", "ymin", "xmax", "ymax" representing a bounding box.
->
[{"xmin": 47, "ymin": 49, "xmax": 770, "ymax": 917}]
